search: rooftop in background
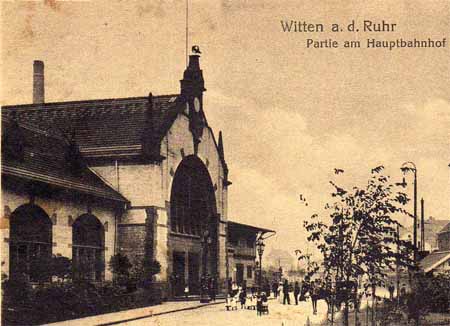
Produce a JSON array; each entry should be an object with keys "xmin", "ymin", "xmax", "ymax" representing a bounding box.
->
[
  {"xmin": 438, "ymin": 221, "xmax": 450, "ymax": 234},
  {"xmin": 227, "ymin": 220, "xmax": 275, "ymax": 235},
  {"xmin": 419, "ymin": 250, "xmax": 450, "ymax": 273}
]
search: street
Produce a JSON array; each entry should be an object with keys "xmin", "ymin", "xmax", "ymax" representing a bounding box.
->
[{"xmin": 141, "ymin": 298, "xmax": 328, "ymax": 326}]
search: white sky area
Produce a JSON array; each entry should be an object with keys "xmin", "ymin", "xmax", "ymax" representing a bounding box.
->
[{"xmin": 2, "ymin": 0, "xmax": 449, "ymax": 268}]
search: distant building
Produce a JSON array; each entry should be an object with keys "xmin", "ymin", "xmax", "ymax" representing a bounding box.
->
[
  {"xmin": 401, "ymin": 216, "xmax": 449, "ymax": 252},
  {"xmin": 437, "ymin": 221, "xmax": 450, "ymax": 251},
  {"xmin": 420, "ymin": 221, "xmax": 450, "ymax": 274}
]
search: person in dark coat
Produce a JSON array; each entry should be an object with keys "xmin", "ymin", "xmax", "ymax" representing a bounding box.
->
[
  {"xmin": 209, "ymin": 277, "xmax": 217, "ymax": 302},
  {"xmin": 264, "ymin": 282, "xmax": 271, "ymax": 297},
  {"xmin": 239, "ymin": 288, "xmax": 247, "ymax": 309},
  {"xmin": 388, "ymin": 282, "xmax": 395, "ymax": 301},
  {"xmin": 294, "ymin": 281, "xmax": 300, "ymax": 305},
  {"xmin": 282, "ymin": 279, "xmax": 291, "ymax": 305},
  {"xmin": 311, "ymin": 280, "xmax": 320, "ymax": 314},
  {"xmin": 272, "ymin": 281, "xmax": 278, "ymax": 298}
]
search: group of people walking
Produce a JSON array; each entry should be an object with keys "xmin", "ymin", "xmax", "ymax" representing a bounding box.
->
[
  {"xmin": 225, "ymin": 281, "xmax": 269, "ymax": 316},
  {"xmin": 270, "ymin": 278, "xmax": 322, "ymax": 314},
  {"xmin": 226, "ymin": 279, "xmax": 324, "ymax": 315}
]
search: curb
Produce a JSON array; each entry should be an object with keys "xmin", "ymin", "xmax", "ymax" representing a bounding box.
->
[{"xmin": 96, "ymin": 300, "xmax": 225, "ymax": 326}]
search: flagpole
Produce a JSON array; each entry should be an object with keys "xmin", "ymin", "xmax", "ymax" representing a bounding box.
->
[{"xmin": 186, "ymin": 0, "xmax": 189, "ymax": 67}]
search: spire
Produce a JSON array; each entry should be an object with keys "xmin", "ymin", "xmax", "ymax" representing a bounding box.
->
[
  {"xmin": 218, "ymin": 131, "xmax": 231, "ymax": 186},
  {"xmin": 180, "ymin": 46, "xmax": 206, "ymax": 98},
  {"xmin": 218, "ymin": 131, "xmax": 225, "ymax": 160}
]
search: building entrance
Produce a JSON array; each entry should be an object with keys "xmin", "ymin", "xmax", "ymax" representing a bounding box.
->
[
  {"xmin": 188, "ymin": 252, "xmax": 200, "ymax": 295},
  {"xmin": 172, "ymin": 252, "xmax": 185, "ymax": 297},
  {"xmin": 172, "ymin": 251, "xmax": 201, "ymax": 296},
  {"xmin": 236, "ymin": 263, "xmax": 244, "ymax": 286},
  {"xmin": 170, "ymin": 155, "xmax": 219, "ymax": 297}
]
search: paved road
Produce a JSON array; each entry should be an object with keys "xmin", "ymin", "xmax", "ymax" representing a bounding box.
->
[{"xmin": 141, "ymin": 298, "xmax": 328, "ymax": 326}]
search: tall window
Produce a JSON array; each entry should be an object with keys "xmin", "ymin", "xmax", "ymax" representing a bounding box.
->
[
  {"xmin": 247, "ymin": 265, "xmax": 253, "ymax": 279},
  {"xmin": 72, "ymin": 214, "xmax": 105, "ymax": 282},
  {"xmin": 170, "ymin": 156, "xmax": 216, "ymax": 236},
  {"xmin": 9, "ymin": 204, "xmax": 52, "ymax": 282}
]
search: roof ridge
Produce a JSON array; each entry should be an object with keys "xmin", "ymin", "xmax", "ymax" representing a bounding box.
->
[{"xmin": 1, "ymin": 94, "xmax": 179, "ymax": 110}]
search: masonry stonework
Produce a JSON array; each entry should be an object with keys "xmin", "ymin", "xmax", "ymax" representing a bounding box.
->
[{"xmin": 1, "ymin": 186, "xmax": 119, "ymax": 281}]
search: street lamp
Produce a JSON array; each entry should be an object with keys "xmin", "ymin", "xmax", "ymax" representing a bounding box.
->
[
  {"xmin": 256, "ymin": 237, "xmax": 265, "ymax": 294},
  {"xmin": 200, "ymin": 229, "xmax": 212, "ymax": 303},
  {"xmin": 400, "ymin": 161, "xmax": 418, "ymax": 263}
]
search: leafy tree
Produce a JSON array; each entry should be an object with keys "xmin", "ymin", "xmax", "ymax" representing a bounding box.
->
[{"xmin": 300, "ymin": 166, "xmax": 415, "ymax": 326}]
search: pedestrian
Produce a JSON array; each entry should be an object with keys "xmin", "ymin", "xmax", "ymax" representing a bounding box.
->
[
  {"xmin": 294, "ymin": 281, "xmax": 300, "ymax": 305},
  {"xmin": 210, "ymin": 277, "xmax": 217, "ymax": 302},
  {"xmin": 239, "ymin": 288, "xmax": 247, "ymax": 309},
  {"xmin": 184, "ymin": 284, "xmax": 189, "ymax": 299},
  {"xmin": 400, "ymin": 283, "xmax": 407, "ymax": 305},
  {"xmin": 227, "ymin": 277, "xmax": 232, "ymax": 296},
  {"xmin": 388, "ymin": 282, "xmax": 395, "ymax": 301},
  {"xmin": 264, "ymin": 282, "xmax": 271, "ymax": 297},
  {"xmin": 278, "ymin": 282, "xmax": 283, "ymax": 303},
  {"xmin": 283, "ymin": 279, "xmax": 291, "ymax": 305},
  {"xmin": 311, "ymin": 280, "xmax": 320, "ymax": 314},
  {"xmin": 232, "ymin": 281, "xmax": 238, "ymax": 297},
  {"xmin": 272, "ymin": 281, "xmax": 278, "ymax": 298}
]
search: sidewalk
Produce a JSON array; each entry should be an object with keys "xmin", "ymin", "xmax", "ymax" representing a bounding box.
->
[{"xmin": 44, "ymin": 299, "xmax": 225, "ymax": 326}]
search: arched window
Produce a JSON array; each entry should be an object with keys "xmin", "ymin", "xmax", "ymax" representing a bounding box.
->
[
  {"xmin": 9, "ymin": 204, "xmax": 52, "ymax": 282},
  {"xmin": 72, "ymin": 214, "xmax": 105, "ymax": 282},
  {"xmin": 170, "ymin": 156, "xmax": 217, "ymax": 236}
]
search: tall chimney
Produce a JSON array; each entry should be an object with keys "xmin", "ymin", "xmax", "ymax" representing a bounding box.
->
[{"xmin": 33, "ymin": 60, "xmax": 44, "ymax": 104}]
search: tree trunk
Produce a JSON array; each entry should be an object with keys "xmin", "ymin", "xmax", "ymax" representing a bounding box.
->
[
  {"xmin": 344, "ymin": 299, "xmax": 349, "ymax": 326},
  {"xmin": 354, "ymin": 287, "xmax": 359, "ymax": 326},
  {"xmin": 371, "ymin": 284, "xmax": 376, "ymax": 326}
]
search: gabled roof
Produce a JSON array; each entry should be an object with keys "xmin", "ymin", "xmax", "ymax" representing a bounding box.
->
[
  {"xmin": 419, "ymin": 250, "xmax": 450, "ymax": 273},
  {"xmin": 1, "ymin": 94, "xmax": 181, "ymax": 161},
  {"xmin": 438, "ymin": 221, "xmax": 450, "ymax": 234},
  {"xmin": 227, "ymin": 220, "xmax": 275, "ymax": 235},
  {"xmin": 1, "ymin": 117, "xmax": 128, "ymax": 203}
]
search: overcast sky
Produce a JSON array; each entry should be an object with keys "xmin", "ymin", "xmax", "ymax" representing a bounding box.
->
[{"xmin": 2, "ymin": 0, "xmax": 449, "ymax": 267}]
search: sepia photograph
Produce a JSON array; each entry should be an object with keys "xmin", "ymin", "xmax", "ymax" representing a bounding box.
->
[{"xmin": 0, "ymin": 1, "xmax": 449, "ymax": 325}]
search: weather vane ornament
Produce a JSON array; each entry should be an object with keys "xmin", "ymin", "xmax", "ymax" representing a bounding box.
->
[{"xmin": 192, "ymin": 45, "xmax": 201, "ymax": 54}]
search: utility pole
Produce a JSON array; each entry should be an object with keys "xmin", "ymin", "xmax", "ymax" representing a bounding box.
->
[
  {"xmin": 401, "ymin": 162, "xmax": 418, "ymax": 263},
  {"xmin": 413, "ymin": 169, "xmax": 418, "ymax": 262},
  {"xmin": 396, "ymin": 224, "xmax": 400, "ymax": 306},
  {"xmin": 421, "ymin": 198, "xmax": 425, "ymax": 252}
]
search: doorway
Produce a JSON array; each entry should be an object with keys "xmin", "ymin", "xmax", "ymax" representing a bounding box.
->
[
  {"xmin": 236, "ymin": 263, "xmax": 244, "ymax": 286},
  {"xmin": 188, "ymin": 252, "xmax": 200, "ymax": 295},
  {"xmin": 173, "ymin": 252, "xmax": 185, "ymax": 297}
]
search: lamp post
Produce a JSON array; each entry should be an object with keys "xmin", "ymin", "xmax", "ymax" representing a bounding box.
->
[
  {"xmin": 200, "ymin": 229, "xmax": 212, "ymax": 303},
  {"xmin": 256, "ymin": 237, "xmax": 265, "ymax": 294},
  {"xmin": 401, "ymin": 161, "xmax": 418, "ymax": 263}
]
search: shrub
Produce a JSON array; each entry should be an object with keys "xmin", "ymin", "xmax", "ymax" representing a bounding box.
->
[
  {"xmin": 51, "ymin": 254, "xmax": 72, "ymax": 281},
  {"xmin": 108, "ymin": 253, "xmax": 132, "ymax": 287},
  {"xmin": 1, "ymin": 276, "xmax": 32, "ymax": 306}
]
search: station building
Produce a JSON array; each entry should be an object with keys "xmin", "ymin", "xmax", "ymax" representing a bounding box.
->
[{"xmin": 1, "ymin": 54, "xmax": 274, "ymax": 297}]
